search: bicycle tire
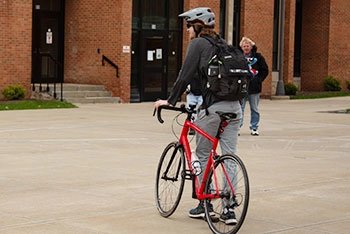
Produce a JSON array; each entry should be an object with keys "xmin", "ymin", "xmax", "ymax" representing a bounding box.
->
[
  {"xmin": 155, "ymin": 142, "xmax": 186, "ymax": 217},
  {"xmin": 204, "ymin": 154, "xmax": 250, "ymax": 234}
]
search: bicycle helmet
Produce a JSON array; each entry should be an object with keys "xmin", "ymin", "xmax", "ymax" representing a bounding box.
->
[{"xmin": 178, "ymin": 7, "xmax": 215, "ymax": 28}]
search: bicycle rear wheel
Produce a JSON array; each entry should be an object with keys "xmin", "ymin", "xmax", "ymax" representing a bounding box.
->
[
  {"xmin": 204, "ymin": 154, "xmax": 249, "ymax": 234},
  {"xmin": 155, "ymin": 142, "xmax": 186, "ymax": 217}
]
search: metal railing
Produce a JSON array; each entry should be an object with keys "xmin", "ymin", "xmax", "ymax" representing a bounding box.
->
[
  {"xmin": 32, "ymin": 52, "xmax": 63, "ymax": 101},
  {"xmin": 102, "ymin": 55, "xmax": 119, "ymax": 77}
]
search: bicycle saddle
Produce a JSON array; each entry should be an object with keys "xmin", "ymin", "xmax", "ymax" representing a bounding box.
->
[{"xmin": 215, "ymin": 111, "xmax": 237, "ymax": 121}]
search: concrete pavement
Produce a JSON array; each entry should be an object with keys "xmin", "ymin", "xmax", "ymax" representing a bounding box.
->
[{"xmin": 0, "ymin": 97, "xmax": 349, "ymax": 234}]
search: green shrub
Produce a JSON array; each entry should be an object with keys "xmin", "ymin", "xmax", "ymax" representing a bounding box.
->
[
  {"xmin": 324, "ymin": 75, "xmax": 342, "ymax": 91},
  {"xmin": 346, "ymin": 80, "xmax": 350, "ymax": 91},
  {"xmin": 284, "ymin": 83, "xmax": 298, "ymax": 95},
  {"xmin": 2, "ymin": 84, "xmax": 26, "ymax": 100}
]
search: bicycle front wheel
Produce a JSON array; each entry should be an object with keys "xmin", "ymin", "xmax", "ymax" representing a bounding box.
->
[
  {"xmin": 155, "ymin": 142, "xmax": 186, "ymax": 217},
  {"xmin": 204, "ymin": 154, "xmax": 249, "ymax": 234}
]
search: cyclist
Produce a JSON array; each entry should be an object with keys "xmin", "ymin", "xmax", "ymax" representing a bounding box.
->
[{"xmin": 154, "ymin": 7, "xmax": 241, "ymax": 225}]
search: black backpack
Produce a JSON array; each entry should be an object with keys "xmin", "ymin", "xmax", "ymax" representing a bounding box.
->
[{"xmin": 204, "ymin": 36, "xmax": 250, "ymax": 101}]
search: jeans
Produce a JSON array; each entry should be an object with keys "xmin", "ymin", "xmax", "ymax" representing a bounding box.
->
[
  {"xmin": 186, "ymin": 93, "xmax": 203, "ymax": 122},
  {"xmin": 186, "ymin": 93, "xmax": 203, "ymax": 108},
  {"xmin": 240, "ymin": 93, "xmax": 260, "ymax": 130}
]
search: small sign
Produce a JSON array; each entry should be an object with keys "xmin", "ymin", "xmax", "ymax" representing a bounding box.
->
[
  {"xmin": 46, "ymin": 29, "xmax": 52, "ymax": 44},
  {"xmin": 156, "ymin": 49, "xmax": 162, "ymax": 59},
  {"xmin": 147, "ymin": 50, "xmax": 154, "ymax": 61},
  {"xmin": 122, "ymin": 45, "xmax": 130, "ymax": 53}
]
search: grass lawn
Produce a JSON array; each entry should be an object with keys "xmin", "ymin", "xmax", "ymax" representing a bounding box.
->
[
  {"xmin": 290, "ymin": 91, "xmax": 350, "ymax": 100},
  {"xmin": 290, "ymin": 91, "xmax": 350, "ymax": 113},
  {"xmin": 0, "ymin": 100, "xmax": 77, "ymax": 111}
]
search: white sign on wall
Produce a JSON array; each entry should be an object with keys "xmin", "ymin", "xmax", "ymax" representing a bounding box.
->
[
  {"xmin": 46, "ymin": 29, "xmax": 52, "ymax": 44},
  {"xmin": 123, "ymin": 45, "xmax": 130, "ymax": 53},
  {"xmin": 147, "ymin": 50, "xmax": 154, "ymax": 61}
]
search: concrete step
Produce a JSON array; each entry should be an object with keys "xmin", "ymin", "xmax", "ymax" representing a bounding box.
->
[
  {"xmin": 55, "ymin": 90, "xmax": 113, "ymax": 98},
  {"xmin": 64, "ymin": 97, "xmax": 121, "ymax": 104},
  {"xmin": 32, "ymin": 83, "xmax": 120, "ymax": 104},
  {"xmin": 130, "ymin": 87, "xmax": 141, "ymax": 103},
  {"xmin": 57, "ymin": 83, "xmax": 106, "ymax": 92}
]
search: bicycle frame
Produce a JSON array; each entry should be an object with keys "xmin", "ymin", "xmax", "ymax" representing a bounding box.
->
[
  {"xmin": 178, "ymin": 111, "xmax": 236, "ymax": 201},
  {"xmin": 155, "ymin": 104, "xmax": 250, "ymax": 234}
]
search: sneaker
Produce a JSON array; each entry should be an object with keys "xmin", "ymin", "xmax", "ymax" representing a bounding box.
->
[
  {"xmin": 188, "ymin": 202, "xmax": 214, "ymax": 218},
  {"xmin": 220, "ymin": 207, "xmax": 237, "ymax": 225},
  {"xmin": 251, "ymin": 129, "xmax": 259, "ymax": 136},
  {"xmin": 189, "ymin": 128, "xmax": 195, "ymax": 135}
]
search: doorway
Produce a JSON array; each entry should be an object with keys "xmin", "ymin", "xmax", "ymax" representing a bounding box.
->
[
  {"xmin": 32, "ymin": 0, "xmax": 64, "ymax": 84},
  {"xmin": 141, "ymin": 32, "xmax": 167, "ymax": 101},
  {"xmin": 131, "ymin": 0, "xmax": 183, "ymax": 102}
]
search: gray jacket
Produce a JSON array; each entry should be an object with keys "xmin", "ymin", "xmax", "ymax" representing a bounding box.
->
[{"xmin": 167, "ymin": 36, "xmax": 218, "ymax": 107}]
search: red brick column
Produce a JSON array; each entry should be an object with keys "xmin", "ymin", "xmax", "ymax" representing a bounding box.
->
[
  {"xmin": 301, "ymin": 0, "xmax": 330, "ymax": 91},
  {"xmin": 0, "ymin": 0, "xmax": 32, "ymax": 99},
  {"xmin": 240, "ymin": 0, "xmax": 274, "ymax": 97},
  {"xmin": 327, "ymin": 0, "xmax": 350, "ymax": 91}
]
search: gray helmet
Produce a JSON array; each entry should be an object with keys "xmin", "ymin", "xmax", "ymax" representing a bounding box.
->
[{"xmin": 178, "ymin": 7, "xmax": 215, "ymax": 28}]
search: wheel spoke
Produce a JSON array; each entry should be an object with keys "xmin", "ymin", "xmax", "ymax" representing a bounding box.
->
[
  {"xmin": 155, "ymin": 142, "xmax": 185, "ymax": 217},
  {"xmin": 204, "ymin": 154, "xmax": 249, "ymax": 234}
]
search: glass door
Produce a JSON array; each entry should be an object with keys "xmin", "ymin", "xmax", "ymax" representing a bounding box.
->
[
  {"xmin": 32, "ymin": 0, "xmax": 64, "ymax": 84},
  {"xmin": 141, "ymin": 32, "xmax": 167, "ymax": 101},
  {"xmin": 131, "ymin": 0, "xmax": 183, "ymax": 102}
]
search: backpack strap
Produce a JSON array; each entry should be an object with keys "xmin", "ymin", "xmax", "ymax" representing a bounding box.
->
[
  {"xmin": 200, "ymin": 36, "xmax": 220, "ymax": 116},
  {"xmin": 202, "ymin": 35, "xmax": 227, "ymax": 49}
]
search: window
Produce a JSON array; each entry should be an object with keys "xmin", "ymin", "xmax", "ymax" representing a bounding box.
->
[
  {"xmin": 272, "ymin": 0, "xmax": 280, "ymax": 71},
  {"xmin": 293, "ymin": 0, "xmax": 302, "ymax": 77}
]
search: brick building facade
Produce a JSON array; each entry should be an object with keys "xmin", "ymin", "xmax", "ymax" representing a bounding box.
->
[
  {"xmin": 1, "ymin": 1, "xmax": 32, "ymax": 96},
  {"xmin": 64, "ymin": 1, "xmax": 132, "ymax": 102},
  {"xmin": 301, "ymin": 0, "xmax": 350, "ymax": 92},
  {"xmin": 1, "ymin": 0, "xmax": 349, "ymax": 102}
]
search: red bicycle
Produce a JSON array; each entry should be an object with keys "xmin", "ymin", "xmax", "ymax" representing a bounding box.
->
[{"xmin": 154, "ymin": 104, "xmax": 249, "ymax": 234}]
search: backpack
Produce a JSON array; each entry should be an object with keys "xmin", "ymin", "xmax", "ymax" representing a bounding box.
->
[{"xmin": 204, "ymin": 36, "xmax": 250, "ymax": 101}]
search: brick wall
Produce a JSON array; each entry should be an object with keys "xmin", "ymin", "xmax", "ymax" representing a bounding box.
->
[
  {"xmin": 302, "ymin": 0, "xmax": 350, "ymax": 91},
  {"xmin": 241, "ymin": 0, "xmax": 274, "ymax": 97},
  {"xmin": 301, "ymin": 0, "xmax": 331, "ymax": 91},
  {"xmin": 65, "ymin": 0, "xmax": 221, "ymax": 103},
  {"xmin": 0, "ymin": 0, "xmax": 32, "ymax": 100},
  {"xmin": 64, "ymin": 0, "xmax": 131, "ymax": 102},
  {"xmin": 328, "ymin": 0, "xmax": 350, "ymax": 91}
]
